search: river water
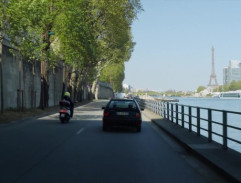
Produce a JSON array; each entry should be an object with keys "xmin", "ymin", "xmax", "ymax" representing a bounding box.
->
[{"xmin": 174, "ymin": 97, "xmax": 241, "ymax": 153}]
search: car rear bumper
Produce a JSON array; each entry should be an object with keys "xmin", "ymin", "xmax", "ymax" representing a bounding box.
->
[{"xmin": 103, "ymin": 118, "xmax": 142, "ymax": 127}]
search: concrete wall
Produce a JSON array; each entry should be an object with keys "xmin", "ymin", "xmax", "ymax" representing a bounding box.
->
[
  {"xmin": 48, "ymin": 66, "xmax": 64, "ymax": 106},
  {"xmin": 22, "ymin": 60, "xmax": 41, "ymax": 108},
  {"xmin": 1, "ymin": 45, "xmax": 20, "ymax": 109},
  {"xmin": 0, "ymin": 43, "xmax": 66, "ymax": 110},
  {"xmin": 0, "ymin": 41, "xmax": 112, "ymax": 110},
  {"xmin": 96, "ymin": 81, "xmax": 114, "ymax": 99}
]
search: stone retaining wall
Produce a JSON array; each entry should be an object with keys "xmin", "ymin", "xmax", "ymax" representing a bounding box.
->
[
  {"xmin": 0, "ymin": 41, "xmax": 113, "ymax": 110},
  {"xmin": 95, "ymin": 81, "xmax": 114, "ymax": 99},
  {"xmin": 0, "ymin": 43, "xmax": 68, "ymax": 110}
]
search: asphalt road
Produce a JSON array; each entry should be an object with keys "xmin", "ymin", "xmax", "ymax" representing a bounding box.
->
[{"xmin": 0, "ymin": 100, "xmax": 228, "ymax": 183}]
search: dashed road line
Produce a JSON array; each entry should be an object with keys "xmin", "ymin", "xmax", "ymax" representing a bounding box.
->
[{"xmin": 76, "ymin": 128, "xmax": 84, "ymax": 135}]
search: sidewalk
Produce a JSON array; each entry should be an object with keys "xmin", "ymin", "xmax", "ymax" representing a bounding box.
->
[
  {"xmin": 0, "ymin": 100, "xmax": 91, "ymax": 124},
  {"xmin": 143, "ymin": 109, "xmax": 241, "ymax": 183}
]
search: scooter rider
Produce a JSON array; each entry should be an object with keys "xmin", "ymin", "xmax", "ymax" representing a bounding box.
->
[{"xmin": 62, "ymin": 92, "xmax": 74, "ymax": 117}]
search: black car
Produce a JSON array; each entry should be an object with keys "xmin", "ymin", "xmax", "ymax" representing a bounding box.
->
[{"xmin": 102, "ymin": 99, "xmax": 144, "ymax": 132}]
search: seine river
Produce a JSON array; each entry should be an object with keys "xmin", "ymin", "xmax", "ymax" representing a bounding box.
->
[
  {"xmin": 175, "ymin": 97, "xmax": 241, "ymax": 153},
  {"xmin": 177, "ymin": 97, "xmax": 241, "ymax": 112}
]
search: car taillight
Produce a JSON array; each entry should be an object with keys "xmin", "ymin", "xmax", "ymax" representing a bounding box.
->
[
  {"xmin": 60, "ymin": 109, "xmax": 67, "ymax": 113},
  {"xmin": 104, "ymin": 111, "xmax": 110, "ymax": 117},
  {"xmin": 136, "ymin": 113, "xmax": 141, "ymax": 118}
]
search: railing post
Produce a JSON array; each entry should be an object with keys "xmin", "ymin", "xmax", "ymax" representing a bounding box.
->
[
  {"xmin": 189, "ymin": 106, "xmax": 192, "ymax": 132},
  {"xmin": 156, "ymin": 102, "xmax": 158, "ymax": 114},
  {"xmin": 163, "ymin": 103, "xmax": 166, "ymax": 119},
  {"xmin": 159, "ymin": 102, "xmax": 161, "ymax": 116},
  {"xmin": 171, "ymin": 104, "xmax": 173, "ymax": 122},
  {"xmin": 158, "ymin": 102, "xmax": 161, "ymax": 116},
  {"xmin": 167, "ymin": 103, "xmax": 169, "ymax": 120},
  {"xmin": 208, "ymin": 109, "xmax": 212, "ymax": 142},
  {"xmin": 176, "ymin": 104, "xmax": 178, "ymax": 125},
  {"xmin": 160, "ymin": 102, "xmax": 163, "ymax": 117},
  {"xmin": 223, "ymin": 111, "xmax": 228, "ymax": 150},
  {"xmin": 182, "ymin": 105, "xmax": 184, "ymax": 128},
  {"xmin": 156, "ymin": 102, "xmax": 157, "ymax": 113},
  {"xmin": 197, "ymin": 107, "xmax": 200, "ymax": 136},
  {"xmin": 155, "ymin": 102, "xmax": 158, "ymax": 114}
]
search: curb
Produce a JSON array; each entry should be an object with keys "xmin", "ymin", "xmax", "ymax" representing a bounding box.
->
[
  {"xmin": 151, "ymin": 119, "xmax": 239, "ymax": 183},
  {"xmin": 142, "ymin": 110, "xmax": 241, "ymax": 183}
]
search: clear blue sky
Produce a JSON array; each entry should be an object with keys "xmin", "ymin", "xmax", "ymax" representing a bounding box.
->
[{"xmin": 123, "ymin": 0, "xmax": 241, "ymax": 92}]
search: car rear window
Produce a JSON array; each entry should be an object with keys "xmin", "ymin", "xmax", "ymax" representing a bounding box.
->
[{"xmin": 108, "ymin": 100, "xmax": 137, "ymax": 109}]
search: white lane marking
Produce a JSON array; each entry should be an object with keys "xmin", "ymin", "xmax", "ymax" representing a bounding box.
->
[{"xmin": 76, "ymin": 128, "xmax": 84, "ymax": 135}]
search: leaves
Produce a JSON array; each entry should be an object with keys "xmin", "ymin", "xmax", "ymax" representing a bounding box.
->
[
  {"xmin": 197, "ymin": 86, "xmax": 206, "ymax": 93},
  {"xmin": 3, "ymin": 0, "xmax": 142, "ymax": 89}
]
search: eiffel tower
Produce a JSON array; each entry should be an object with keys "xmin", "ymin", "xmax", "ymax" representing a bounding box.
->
[{"xmin": 208, "ymin": 46, "xmax": 218, "ymax": 88}]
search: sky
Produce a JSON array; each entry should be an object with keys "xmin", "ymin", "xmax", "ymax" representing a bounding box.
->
[{"xmin": 123, "ymin": 0, "xmax": 241, "ymax": 92}]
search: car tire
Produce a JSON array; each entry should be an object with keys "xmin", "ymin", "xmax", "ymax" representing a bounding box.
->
[
  {"xmin": 103, "ymin": 124, "xmax": 108, "ymax": 131},
  {"xmin": 136, "ymin": 126, "xmax": 141, "ymax": 132}
]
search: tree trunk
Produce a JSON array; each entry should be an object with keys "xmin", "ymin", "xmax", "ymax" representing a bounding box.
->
[
  {"xmin": 76, "ymin": 67, "xmax": 89, "ymax": 102},
  {"xmin": 91, "ymin": 79, "xmax": 97, "ymax": 99},
  {"xmin": 61, "ymin": 63, "xmax": 66, "ymax": 99},
  {"xmin": 40, "ymin": 61, "xmax": 49, "ymax": 109},
  {"xmin": 70, "ymin": 64, "xmax": 77, "ymax": 102},
  {"xmin": 0, "ymin": 38, "xmax": 4, "ymax": 113},
  {"xmin": 91, "ymin": 66, "xmax": 102, "ymax": 100},
  {"xmin": 40, "ymin": 31, "xmax": 52, "ymax": 110}
]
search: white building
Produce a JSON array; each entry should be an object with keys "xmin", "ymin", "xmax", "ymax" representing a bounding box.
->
[
  {"xmin": 122, "ymin": 84, "xmax": 129, "ymax": 89},
  {"xmin": 223, "ymin": 60, "xmax": 241, "ymax": 85},
  {"xmin": 122, "ymin": 84, "xmax": 136, "ymax": 92}
]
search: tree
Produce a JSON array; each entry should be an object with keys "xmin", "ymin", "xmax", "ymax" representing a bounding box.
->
[
  {"xmin": 228, "ymin": 80, "xmax": 241, "ymax": 91},
  {"xmin": 100, "ymin": 62, "xmax": 125, "ymax": 92},
  {"xmin": 4, "ymin": 0, "xmax": 142, "ymax": 106},
  {"xmin": 7, "ymin": 0, "xmax": 65, "ymax": 109},
  {"xmin": 197, "ymin": 86, "xmax": 206, "ymax": 93},
  {"xmin": 0, "ymin": 0, "xmax": 9, "ymax": 112},
  {"xmin": 90, "ymin": 0, "xmax": 142, "ymax": 97},
  {"xmin": 214, "ymin": 85, "xmax": 228, "ymax": 92}
]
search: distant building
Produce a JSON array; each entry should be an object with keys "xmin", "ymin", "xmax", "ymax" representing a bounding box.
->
[
  {"xmin": 122, "ymin": 84, "xmax": 129, "ymax": 90},
  {"xmin": 122, "ymin": 84, "xmax": 136, "ymax": 92},
  {"xmin": 223, "ymin": 60, "xmax": 241, "ymax": 85}
]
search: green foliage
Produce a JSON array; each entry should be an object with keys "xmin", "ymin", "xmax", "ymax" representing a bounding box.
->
[
  {"xmin": 0, "ymin": 1, "xmax": 9, "ymax": 40},
  {"xmin": 215, "ymin": 81, "xmax": 241, "ymax": 92},
  {"xmin": 6, "ymin": 0, "xmax": 66, "ymax": 64},
  {"xmin": 229, "ymin": 80, "xmax": 241, "ymax": 91},
  {"xmin": 131, "ymin": 90, "xmax": 194, "ymax": 97},
  {"xmin": 132, "ymin": 91, "xmax": 162, "ymax": 96},
  {"xmin": 206, "ymin": 93, "xmax": 212, "ymax": 97},
  {"xmin": 197, "ymin": 86, "xmax": 206, "ymax": 93},
  {"xmin": 221, "ymin": 85, "xmax": 229, "ymax": 92},
  {"xmin": 100, "ymin": 62, "xmax": 125, "ymax": 92},
  {"xmin": 3, "ymin": 0, "xmax": 143, "ymax": 91}
]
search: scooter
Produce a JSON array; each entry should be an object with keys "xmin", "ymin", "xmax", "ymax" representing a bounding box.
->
[{"xmin": 59, "ymin": 100, "xmax": 71, "ymax": 123}]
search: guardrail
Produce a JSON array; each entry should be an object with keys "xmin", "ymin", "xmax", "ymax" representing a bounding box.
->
[{"xmin": 135, "ymin": 97, "xmax": 241, "ymax": 152}]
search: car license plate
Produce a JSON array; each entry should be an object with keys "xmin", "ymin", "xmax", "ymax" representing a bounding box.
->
[
  {"xmin": 61, "ymin": 114, "xmax": 65, "ymax": 117},
  {"xmin": 116, "ymin": 112, "xmax": 128, "ymax": 115}
]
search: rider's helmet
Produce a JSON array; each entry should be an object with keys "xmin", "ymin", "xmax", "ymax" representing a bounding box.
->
[{"xmin": 64, "ymin": 91, "xmax": 70, "ymax": 97}]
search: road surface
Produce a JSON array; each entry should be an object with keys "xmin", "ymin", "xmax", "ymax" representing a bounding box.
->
[{"xmin": 0, "ymin": 101, "xmax": 228, "ymax": 183}]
